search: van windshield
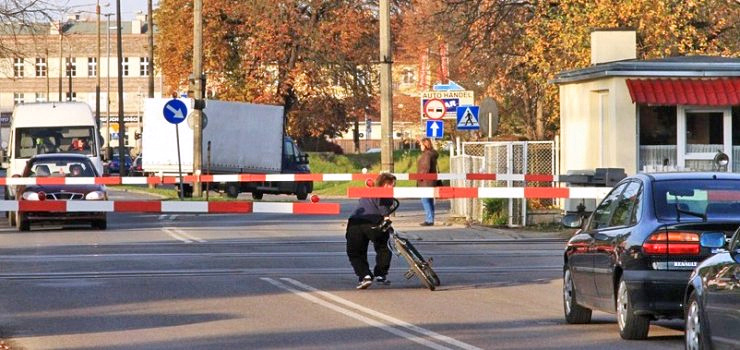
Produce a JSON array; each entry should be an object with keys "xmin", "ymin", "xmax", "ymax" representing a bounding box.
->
[{"xmin": 15, "ymin": 127, "xmax": 97, "ymax": 158}]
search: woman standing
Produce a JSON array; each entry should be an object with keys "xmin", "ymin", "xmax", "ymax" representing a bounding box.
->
[{"xmin": 417, "ymin": 138, "xmax": 438, "ymax": 226}]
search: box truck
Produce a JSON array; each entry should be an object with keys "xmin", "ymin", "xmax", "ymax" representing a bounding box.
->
[{"xmin": 142, "ymin": 98, "xmax": 312, "ymax": 199}]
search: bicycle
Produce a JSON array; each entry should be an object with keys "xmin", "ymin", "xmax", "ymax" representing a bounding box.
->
[{"xmin": 376, "ymin": 199, "xmax": 440, "ymax": 291}]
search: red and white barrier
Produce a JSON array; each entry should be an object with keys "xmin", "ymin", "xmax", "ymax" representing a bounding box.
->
[
  {"xmin": 347, "ymin": 186, "xmax": 611, "ymax": 199},
  {"xmin": 0, "ymin": 200, "xmax": 340, "ymax": 215},
  {"xmin": 0, "ymin": 173, "xmax": 557, "ymax": 185}
]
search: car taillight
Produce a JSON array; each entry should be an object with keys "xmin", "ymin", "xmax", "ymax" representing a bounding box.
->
[{"xmin": 643, "ymin": 231, "xmax": 700, "ymax": 255}]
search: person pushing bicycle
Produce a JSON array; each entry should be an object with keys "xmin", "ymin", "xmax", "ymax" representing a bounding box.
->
[{"xmin": 346, "ymin": 173, "xmax": 397, "ymax": 289}]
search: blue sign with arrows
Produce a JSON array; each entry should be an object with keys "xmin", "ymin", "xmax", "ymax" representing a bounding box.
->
[
  {"xmin": 433, "ymin": 80, "xmax": 464, "ymax": 91},
  {"xmin": 456, "ymin": 105, "xmax": 480, "ymax": 130},
  {"xmin": 426, "ymin": 120, "xmax": 443, "ymax": 138},
  {"xmin": 163, "ymin": 99, "xmax": 188, "ymax": 125}
]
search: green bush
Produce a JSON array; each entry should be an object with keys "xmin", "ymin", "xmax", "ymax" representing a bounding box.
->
[
  {"xmin": 307, "ymin": 150, "xmax": 449, "ymax": 196},
  {"xmin": 482, "ymin": 198, "xmax": 508, "ymax": 226}
]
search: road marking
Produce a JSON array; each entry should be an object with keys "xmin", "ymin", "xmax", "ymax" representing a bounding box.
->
[
  {"xmin": 260, "ymin": 277, "xmax": 453, "ymax": 350},
  {"xmin": 281, "ymin": 278, "xmax": 483, "ymax": 350},
  {"xmin": 162, "ymin": 227, "xmax": 191, "ymax": 243},
  {"xmin": 171, "ymin": 227, "xmax": 206, "ymax": 243},
  {"xmin": 161, "ymin": 227, "xmax": 204, "ymax": 243}
]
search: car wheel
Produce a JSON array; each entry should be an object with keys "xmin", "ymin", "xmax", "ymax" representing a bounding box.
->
[
  {"xmin": 252, "ymin": 191, "xmax": 264, "ymax": 200},
  {"xmin": 92, "ymin": 219, "xmax": 107, "ymax": 230},
  {"xmin": 296, "ymin": 184, "xmax": 308, "ymax": 200},
  {"xmin": 685, "ymin": 291, "xmax": 709, "ymax": 350},
  {"xmin": 617, "ymin": 278, "xmax": 650, "ymax": 340},
  {"xmin": 563, "ymin": 267, "xmax": 592, "ymax": 324},
  {"xmin": 225, "ymin": 183, "xmax": 240, "ymax": 198},
  {"xmin": 16, "ymin": 212, "xmax": 30, "ymax": 232}
]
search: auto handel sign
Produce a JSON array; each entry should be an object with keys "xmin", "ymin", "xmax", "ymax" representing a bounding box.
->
[
  {"xmin": 102, "ymin": 116, "xmax": 141, "ymax": 123},
  {"xmin": 420, "ymin": 90, "xmax": 474, "ymax": 119}
]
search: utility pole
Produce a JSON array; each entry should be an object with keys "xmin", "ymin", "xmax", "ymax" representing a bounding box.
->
[
  {"xmin": 147, "ymin": 0, "xmax": 154, "ymax": 98},
  {"xmin": 116, "ymin": 0, "xmax": 126, "ymax": 176},
  {"xmin": 379, "ymin": 0, "xmax": 394, "ymax": 172},
  {"xmin": 192, "ymin": 0, "xmax": 203, "ymax": 196},
  {"xmin": 58, "ymin": 20, "xmax": 63, "ymax": 102},
  {"xmin": 96, "ymin": 0, "xmax": 101, "ymax": 130}
]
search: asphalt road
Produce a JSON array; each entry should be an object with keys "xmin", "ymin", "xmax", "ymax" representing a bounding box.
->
[{"xmin": 0, "ymin": 191, "xmax": 684, "ymax": 350}]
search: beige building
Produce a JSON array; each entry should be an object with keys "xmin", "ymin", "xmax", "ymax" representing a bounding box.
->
[
  {"xmin": 554, "ymin": 30, "xmax": 740, "ymax": 175},
  {"xmin": 0, "ymin": 14, "xmax": 162, "ymax": 151}
]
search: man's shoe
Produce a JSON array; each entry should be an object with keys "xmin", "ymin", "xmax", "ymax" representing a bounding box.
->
[
  {"xmin": 375, "ymin": 276, "xmax": 391, "ymax": 285},
  {"xmin": 419, "ymin": 222, "xmax": 434, "ymax": 226},
  {"xmin": 356, "ymin": 275, "xmax": 373, "ymax": 289}
]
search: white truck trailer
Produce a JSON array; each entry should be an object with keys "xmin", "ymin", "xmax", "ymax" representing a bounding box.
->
[{"xmin": 142, "ymin": 98, "xmax": 312, "ymax": 199}]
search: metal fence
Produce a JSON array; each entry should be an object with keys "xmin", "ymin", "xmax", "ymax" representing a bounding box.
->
[{"xmin": 450, "ymin": 140, "xmax": 558, "ymax": 226}]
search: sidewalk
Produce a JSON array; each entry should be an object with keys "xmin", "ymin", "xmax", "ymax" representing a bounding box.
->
[{"xmin": 390, "ymin": 207, "xmax": 573, "ymax": 241}]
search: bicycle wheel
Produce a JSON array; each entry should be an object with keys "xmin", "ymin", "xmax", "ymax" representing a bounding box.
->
[
  {"xmin": 394, "ymin": 239, "xmax": 435, "ymax": 291},
  {"xmin": 403, "ymin": 239, "xmax": 441, "ymax": 287},
  {"xmin": 421, "ymin": 263, "xmax": 441, "ymax": 286}
]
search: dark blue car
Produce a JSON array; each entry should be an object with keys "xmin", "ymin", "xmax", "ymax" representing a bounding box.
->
[
  {"xmin": 684, "ymin": 228, "xmax": 740, "ymax": 350},
  {"xmin": 562, "ymin": 172, "xmax": 740, "ymax": 340},
  {"xmin": 106, "ymin": 153, "xmax": 132, "ymax": 174}
]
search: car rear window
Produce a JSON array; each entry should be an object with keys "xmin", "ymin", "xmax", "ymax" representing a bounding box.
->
[{"xmin": 653, "ymin": 179, "xmax": 740, "ymax": 220}]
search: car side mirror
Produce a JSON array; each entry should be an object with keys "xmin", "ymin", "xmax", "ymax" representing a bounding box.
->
[
  {"xmin": 561, "ymin": 214, "xmax": 584, "ymax": 229},
  {"xmin": 700, "ymin": 232, "xmax": 726, "ymax": 249}
]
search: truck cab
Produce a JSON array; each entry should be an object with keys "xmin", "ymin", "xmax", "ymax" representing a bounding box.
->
[{"xmin": 231, "ymin": 137, "xmax": 313, "ymax": 200}]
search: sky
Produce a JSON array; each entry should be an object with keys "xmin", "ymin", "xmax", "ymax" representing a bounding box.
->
[{"xmin": 63, "ymin": 0, "xmax": 157, "ymax": 20}]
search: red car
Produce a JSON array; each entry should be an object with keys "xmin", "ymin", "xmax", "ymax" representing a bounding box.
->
[{"xmin": 11, "ymin": 154, "xmax": 108, "ymax": 231}]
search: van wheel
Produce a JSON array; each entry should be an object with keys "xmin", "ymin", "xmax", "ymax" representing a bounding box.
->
[
  {"xmin": 252, "ymin": 191, "xmax": 264, "ymax": 200},
  {"xmin": 226, "ymin": 183, "xmax": 240, "ymax": 198},
  {"xmin": 92, "ymin": 219, "xmax": 107, "ymax": 230},
  {"xmin": 296, "ymin": 184, "xmax": 308, "ymax": 200},
  {"xmin": 617, "ymin": 278, "xmax": 650, "ymax": 340},
  {"xmin": 17, "ymin": 212, "xmax": 29, "ymax": 232}
]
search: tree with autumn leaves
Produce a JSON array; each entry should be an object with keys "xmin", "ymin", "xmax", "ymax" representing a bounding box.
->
[
  {"xmin": 155, "ymin": 0, "xmax": 410, "ymax": 143},
  {"xmin": 439, "ymin": 0, "xmax": 740, "ymax": 140},
  {"xmin": 155, "ymin": 0, "xmax": 739, "ymax": 143}
]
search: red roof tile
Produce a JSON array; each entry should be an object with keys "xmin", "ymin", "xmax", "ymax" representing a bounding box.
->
[{"xmin": 626, "ymin": 78, "xmax": 740, "ymax": 106}]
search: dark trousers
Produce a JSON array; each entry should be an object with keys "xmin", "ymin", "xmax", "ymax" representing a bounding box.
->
[{"xmin": 346, "ymin": 221, "xmax": 391, "ymax": 280}]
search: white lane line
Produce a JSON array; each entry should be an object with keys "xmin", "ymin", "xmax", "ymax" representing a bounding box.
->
[
  {"xmin": 260, "ymin": 278, "xmax": 452, "ymax": 350},
  {"xmin": 161, "ymin": 227, "xmax": 192, "ymax": 243},
  {"xmin": 282, "ymin": 278, "xmax": 483, "ymax": 350},
  {"xmin": 170, "ymin": 227, "xmax": 206, "ymax": 243}
]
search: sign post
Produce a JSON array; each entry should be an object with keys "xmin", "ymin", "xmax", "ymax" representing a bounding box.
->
[{"xmin": 163, "ymin": 99, "xmax": 188, "ymax": 200}]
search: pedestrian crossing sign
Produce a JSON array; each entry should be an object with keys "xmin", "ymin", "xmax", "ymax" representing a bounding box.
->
[{"xmin": 456, "ymin": 106, "xmax": 480, "ymax": 130}]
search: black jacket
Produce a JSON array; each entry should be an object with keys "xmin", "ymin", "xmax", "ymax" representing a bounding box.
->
[{"xmin": 349, "ymin": 197, "xmax": 395, "ymax": 225}]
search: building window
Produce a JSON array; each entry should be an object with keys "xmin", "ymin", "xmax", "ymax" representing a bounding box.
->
[
  {"xmin": 13, "ymin": 58, "xmax": 24, "ymax": 77},
  {"xmin": 35, "ymin": 57, "xmax": 47, "ymax": 77},
  {"xmin": 13, "ymin": 93, "xmax": 24, "ymax": 105},
  {"xmin": 639, "ymin": 105, "xmax": 677, "ymax": 171},
  {"xmin": 123, "ymin": 57, "xmax": 129, "ymax": 76},
  {"xmin": 65, "ymin": 57, "xmax": 76, "ymax": 77},
  {"xmin": 402, "ymin": 69, "xmax": 415, "ymax": 84},
  {"xmin": 88, "ymin": 57, "xmax": 96, "ymax": 77},
  {"xmin": 35, "ymin": 92, "xmax": 46, "ymax": 102},
  {"xmin": 65, "ymin": 92, "xmax": 77, "ymax": 102},
  {"xmin": 139, "ymin": 57, "xmax": 149, "ymax": 76}
]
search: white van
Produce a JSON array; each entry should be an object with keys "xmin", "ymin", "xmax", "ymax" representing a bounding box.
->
[{"xmin": 4, "ymin": 102, "xmax": 103, "ymax": 197}]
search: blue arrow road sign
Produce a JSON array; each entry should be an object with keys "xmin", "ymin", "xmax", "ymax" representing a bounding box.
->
[
  {"xmin": 426, "ymin": 120, "xmax": 443, "ymax": 138},
  {"xmin": 163, "ymin": 99, "xmax": 188, "ymax": 125},
  {"xmin": 432, "ymin": 80, "xmax": 464, "ymax": 91},
  {"xmin": 456, "ymin": 106, "xmax": 480, "ymax": 130}
]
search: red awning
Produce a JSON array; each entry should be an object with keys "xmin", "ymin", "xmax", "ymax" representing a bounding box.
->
[{"xmin": 626, "ymin": 78, "xmax": 740, "ymax": 106}]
